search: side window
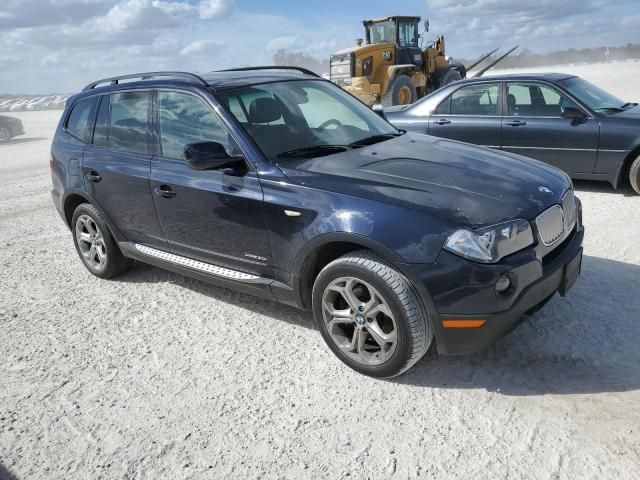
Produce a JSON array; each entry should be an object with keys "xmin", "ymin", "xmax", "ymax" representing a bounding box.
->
[
  {"xmin": 92, "ymin": 91, "xmax": 150, "ymax": 154},
  {"xmin": 450, "ymin": 84, "xmax": 499, "ymax": 115},
  {"xmin": 433, "ymin": 96, "xmax": 451, "ymax": 115},
  {"xmin": 507, "ymin": 83, "xmax": 578, "ymax": 117},
  {"xmin": 66, "ymin": 96, "xmax": 98, "ymax": 143},
  {"xmin": 109, "ymin": 91, "xmax": 150, "ymax": 153},
  {"xmin": 398, "ymin": 22, "xmax": 417, "ymax": 47},
  {"xmin": 158, "ymin": 91, "xmax": 234, "ymax": 160}
]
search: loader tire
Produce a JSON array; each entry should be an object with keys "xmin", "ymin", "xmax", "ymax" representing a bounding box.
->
[
  {"xmin": 435, "ymin": 67, "xmax": 463, "ymax": 90},
  {"xmin": 381, "ymin": 75, "xmax": 417, "ymax": 107}
]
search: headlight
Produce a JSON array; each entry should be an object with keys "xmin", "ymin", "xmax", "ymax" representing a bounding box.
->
[{"xmin": 444, "ymin": 219, "xmax": 534, "ymax": 263}]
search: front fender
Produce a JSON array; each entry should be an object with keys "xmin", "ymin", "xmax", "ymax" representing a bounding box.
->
[{"xmin": 262, "ymin": 177, "xmax": 449, "ymax": 284}]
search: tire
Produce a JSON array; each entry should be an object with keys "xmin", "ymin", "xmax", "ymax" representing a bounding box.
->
[
  {"xmin": 71, "ymin": 203, "xmax": 132, "ymax": 279},
  {"xmin": 434, "ymin": 67, "xmax": 463, "ymax": 90},
  {"xmin": 629, "ymin": 154, "xmax": 640, "ymax": 195},
  {"xmin": 0, "ymin": 126, "xmax": 11, "ymax": 143},
  {"xmin": 448, "ymin": 61, "xmax": 467, "ymax": 79},
  {"xmin": 312, "ymin": 251, "xmax": 433, "ymax": 377},
  {"xmin": 381, "ymin": 74, "xmax": 417, "ymax": 107}
]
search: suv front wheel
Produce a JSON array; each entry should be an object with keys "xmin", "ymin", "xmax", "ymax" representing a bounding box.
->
[
  {"xmin": 312, "ymin": 251, "xmax": 432, "ymax": 377},
  {"xmin": 71, "ymin": 203, "xmax": 132, "ymax": 279}
]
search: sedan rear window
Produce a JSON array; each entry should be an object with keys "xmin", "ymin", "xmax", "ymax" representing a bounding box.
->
[{"xmin": 449, "ymin": 84, "xmax": 499, "ymax": 116}]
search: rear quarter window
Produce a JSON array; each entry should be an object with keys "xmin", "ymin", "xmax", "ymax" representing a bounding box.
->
[{"xmin": 65, "ymin": 96, "xmax": 98, "ymax": 143}]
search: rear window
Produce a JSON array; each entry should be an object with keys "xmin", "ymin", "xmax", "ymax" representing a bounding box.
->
[
  {"xmin": 93, "ymin": 91, "xmax": 150, "ymax": 154},
  {"xmin": 66, "ymin": 96, "xmax": 98, "ymax": 143}
]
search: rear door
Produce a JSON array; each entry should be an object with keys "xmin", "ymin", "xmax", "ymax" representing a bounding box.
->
[
  {"xmin": 428, "ymin": 82, "xmax": 502, "ymax": 148},
  {"xmin": 82, "ymin": 90, "xmax": 166, "ymax": 247},
  {"xmin": 501, "ymin": 81, "xmax": 599, "ymax": 173}
]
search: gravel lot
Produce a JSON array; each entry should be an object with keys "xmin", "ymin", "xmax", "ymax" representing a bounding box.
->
[{"xmin": 1, "ymin": 65, "xmax": 640, "ymax": 479}]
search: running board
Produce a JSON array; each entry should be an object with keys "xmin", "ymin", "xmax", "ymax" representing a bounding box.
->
[{"xmin": 134, "ymin": 244, "xmax": 260, "ymax": 281}]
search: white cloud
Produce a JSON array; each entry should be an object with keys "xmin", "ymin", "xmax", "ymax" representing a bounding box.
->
[
  {"xmin": 267, "ymin": 36, "xmax": 297, "ymax": 51},
  {"xmin": 198, "ymin": 0, "xmax": 233, "ymax": 20},
  {"xmin": 1, "ymin": 0, "xmax": 634, "ymax": 93},
  {"xmin": 180, "ymin": 39, "xmax": 226, "ymax": 56}
]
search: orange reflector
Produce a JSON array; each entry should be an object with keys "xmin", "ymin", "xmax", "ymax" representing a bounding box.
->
[{"xmin": 442, "ymin": 319, "xmax": 487, "ymax": 329}]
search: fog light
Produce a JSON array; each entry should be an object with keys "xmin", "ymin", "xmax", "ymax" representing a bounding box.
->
[{"xmin": 495, "ymin": 275, "xmax": 511, "ymax": 294}]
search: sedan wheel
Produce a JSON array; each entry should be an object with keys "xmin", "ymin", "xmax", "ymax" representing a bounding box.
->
[{"xmin": 0, "ymin": 127, "xmax": 11, "ymax": 142}]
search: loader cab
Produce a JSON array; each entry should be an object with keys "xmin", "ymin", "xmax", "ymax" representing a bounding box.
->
[{"xmin": 363, "ymin": 16, "xmax": 422, "ymax": 67}]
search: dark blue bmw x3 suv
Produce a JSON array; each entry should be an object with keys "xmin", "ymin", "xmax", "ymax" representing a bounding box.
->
[{"xmin": 51, "ymin": 67, "xmax": 584, "ymax": 377}]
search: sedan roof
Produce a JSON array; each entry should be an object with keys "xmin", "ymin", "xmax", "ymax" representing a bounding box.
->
[{"xmin": 459, "ymin": 72, "xmax": 577, "ymax": 83}]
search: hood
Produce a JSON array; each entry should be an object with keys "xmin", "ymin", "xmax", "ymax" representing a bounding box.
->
[
  {"xmin": 606, "ymin": 104, "xmax": 640, "ymax": 119},
  {"xmin": 277, "ymin": 133, "xmax": 572, "ymax": 229}
]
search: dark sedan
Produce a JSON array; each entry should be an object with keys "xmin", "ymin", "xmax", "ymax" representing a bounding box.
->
[
  {"xmin": 0, "ymin": 115, "xmax": 25, "ymax": 142},
  {"xmin": 383, "ymin": 73, "xmax": 640, "ymax": 194}
]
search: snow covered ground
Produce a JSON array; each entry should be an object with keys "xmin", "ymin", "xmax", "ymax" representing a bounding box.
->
[{"xmin": 0, "ymin": 63, "xmax": 639, "ymax": 479}]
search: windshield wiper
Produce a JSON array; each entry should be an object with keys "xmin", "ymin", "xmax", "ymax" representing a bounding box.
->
[
  {"xmin": 348, "ymin": 132, "xmax": 404, "ymax": 148},
  {"xmin": 621, "ymin": 102, "xmax": 638, "ymax": 109},
  {"xmin": 276, "ymin": 144, "xmax": 348, "ymax": 159}
]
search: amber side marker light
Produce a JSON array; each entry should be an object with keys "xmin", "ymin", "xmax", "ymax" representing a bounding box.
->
[{"xmin": 442, "ymin": 320, "xmax": 487, "ymax": 328}]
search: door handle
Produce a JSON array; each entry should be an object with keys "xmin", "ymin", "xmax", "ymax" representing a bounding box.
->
[
  {"xmin": 505, "ymin": 120, "xmax": 527, "ymax": 127},
  {"xmin": 86, "ymin": 171, "xmax": 102, "ymax": 182},
  {"xmin": 154, "ymin": 185, "xmax": 177, "ymax": 198},
  {"xmin": 435, "ymin": 118, "xmax": 451, "ymax": 125}
]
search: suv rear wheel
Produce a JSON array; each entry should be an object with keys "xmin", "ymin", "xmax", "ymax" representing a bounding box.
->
[
  {"xmin": 629, "ymin": 154, "xmax": 640, "ymax": 195},
  {"xmin": 312, "ymin": 251, "xmax": 432, "ymax": 377},
  {"xmin": 71, "ymin": 203, "xmax": 132, "ymax": 278}
]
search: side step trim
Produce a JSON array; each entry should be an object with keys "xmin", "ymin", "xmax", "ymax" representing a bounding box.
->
[{"xmin": 134, "ymin": 244, "xmax": 260, "ymax": 281}]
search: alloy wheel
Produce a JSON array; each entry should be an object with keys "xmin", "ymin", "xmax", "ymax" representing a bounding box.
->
[
  {"xmin": 321, "ymin": 276, "xmax": 398, "ymax": 365},
  {"xmin": 75, "ymin": 214, "xmax": 107, "ymax": 271}
]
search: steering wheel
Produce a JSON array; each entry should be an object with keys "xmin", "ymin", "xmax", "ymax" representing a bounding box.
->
[{"xmin": 318, "ymin": 119, "xmax": 343, "ymax": 130}]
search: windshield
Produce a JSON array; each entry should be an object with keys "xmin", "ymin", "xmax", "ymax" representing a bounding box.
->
[
  {"xmin": 217, "ymin": 80, "xmax": 399, "ymax": 161},
  {"xmin": 367, "ymin": 20, "xmax": 395, "ymax": 44},
  {"xmin": 558, "ymin": 76, "xmax": 626, "ymax": 112}
]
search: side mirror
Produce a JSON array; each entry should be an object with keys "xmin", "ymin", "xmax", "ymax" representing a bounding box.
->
[
  {"xmin": 184, "ymin": 141, "xmax": 244, "ymax": 171},
  {"xmin": 424, "ymin": 19, "xmax": 430, "ymax": 32},
  {"xmin": 561, "ymin": 106, "xmax": 586, "ymax": 121},
  {"xmin": 372, "ymin": 104, "xmax": 385, "ymax": 118}
]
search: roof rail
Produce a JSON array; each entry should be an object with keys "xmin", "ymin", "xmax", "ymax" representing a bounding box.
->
[
  {"xmin": 218, "ymin": 66, "xmax": 320, "ymax": 78},
  {"xmin": 82, "ymin": 71, "xmax": 208, "ymax": 91}
]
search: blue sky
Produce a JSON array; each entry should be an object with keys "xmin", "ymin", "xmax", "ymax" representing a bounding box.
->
[{"xmin": 1, "ymin": 0, "xmax": 638, "ymax": 93}]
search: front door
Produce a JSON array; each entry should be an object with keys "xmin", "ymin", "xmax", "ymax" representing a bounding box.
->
[
  {"xmin": 501, "ymin": 82, "xmax": 599, "ymax": 174},
  {"xmin": 428, "ymin": 82, "xmax": 502, "ymax": 148},
  {"xmin": 82, "ymin": 90, "xmax": 166, "ymax": 247},
  {"xmin": 149, "ymin": 90, "xmax": 271, "ymax": 278}
]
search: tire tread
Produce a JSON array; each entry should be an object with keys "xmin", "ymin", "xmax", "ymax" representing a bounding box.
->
[{"xmin": 315, "ymin": 250, "xmax": 432, "ymax": 377}]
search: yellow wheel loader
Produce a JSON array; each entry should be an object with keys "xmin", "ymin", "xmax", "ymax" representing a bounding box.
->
[{"xmin": 330, "ymin": 16, "xmax": 516, "ymax": 106}]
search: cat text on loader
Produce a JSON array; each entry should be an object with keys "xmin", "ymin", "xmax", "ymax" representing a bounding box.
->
[{"xmin": 330, "ymin": 16, "xmax": 517, "ymax": 106}]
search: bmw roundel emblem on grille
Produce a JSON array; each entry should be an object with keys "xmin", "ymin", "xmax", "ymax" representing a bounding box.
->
[{"xmin": 538, "ymin": 186, "xmax": 553, "ymax": 195}]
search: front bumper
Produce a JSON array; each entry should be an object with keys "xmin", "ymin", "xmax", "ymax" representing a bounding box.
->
[{"xmin": 400, "ymin": 224, "xmax": 584, "ymax": 355}]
